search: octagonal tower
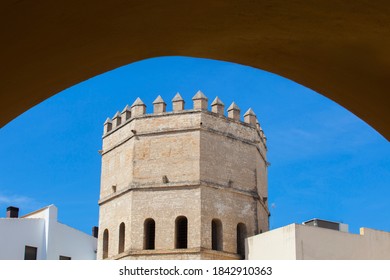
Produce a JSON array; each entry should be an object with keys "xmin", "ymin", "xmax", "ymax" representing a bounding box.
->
[{"xmin": 97, "ymin": 91, "xmax": 269, "ymax": 260}]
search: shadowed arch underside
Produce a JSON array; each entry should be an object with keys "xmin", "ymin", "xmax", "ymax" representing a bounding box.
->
[{"xmin": 1, "ymin": 0, "xmax": 389, "ymax": 139}]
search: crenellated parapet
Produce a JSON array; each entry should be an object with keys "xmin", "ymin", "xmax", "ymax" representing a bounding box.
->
[
  {"xmin": 98, "ymin": 90, "xmax": 270, "ymax": 260},
  {"xmin": 102, "ymin": 90, "xmax": 267, "ymax": 146},
  {"xmin": 121, "ymin": 105, "xmax": 131, "ymax": 123},
  {"xmin": 172, "ymin": 93, "xmax": 185, "ymax": 112},
  {"xmin": 131, "ymin": 97, "xmax": 146, "ymax": 117},
  {"xmin": 153, "ymin": 95, "xmax": 166, "ymax": 113},
  {"xmin": 211, "ymin": 97, "xmax": 224, "ymax": 115},
  {"xmin": 227, "ymin": 102, "xmax": 240, "ymax": 121}
]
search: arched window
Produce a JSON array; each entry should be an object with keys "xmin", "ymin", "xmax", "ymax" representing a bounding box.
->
[
  {"xmin": 118, "ymin": 223, "xmax": 125, "ymax": 253},
  {"xmin": 236, "ymin": 223, "xmax": 247, "ymax": 259},
  {"xmin": 103, "ymin": 229, "xmax": 109, "ymax": 259},
  {"xmin": 175, "ymin": 216, "xmax": 188, "ymax": 249},
  {"xmin": 144, "ymin": 218, "xmax": 156, "ymax": 250},
  {"xmin": 211, "ymin": 219, "xmax": 223, "ymax": 251}
]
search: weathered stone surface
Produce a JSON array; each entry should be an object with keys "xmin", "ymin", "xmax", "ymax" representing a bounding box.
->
[
  {"xmin": 98, "ymin": 97, "xmax": 268, "ymax": 260},
  {"xmin": 172, "ymin": 93, "xmax": 185, "ymax": 112},
  {"xmin": 103, "ymin": 118, "xmax": 112, "ymax": 134},
  {"xmin": 244, "ymin": 108, "xmax": 257, "ymax": 126},
  {"xmin": 211, "ymin": 96, "xmax": 225, "ymax": 115},
  {"xmin": 112, "ymin": 111, "xmax": 122, "ymax": 128},
  {"xmin": 192, "ymin": 90, "xmax": 208, "ymax": 110},
  {"xmin": 153, "ymin": 95, "xmax": 167, "ymax": 113},
  {"xmin": 121, "ymin": 105, "xmax": 131, "ymax": 122},
  {"xmin": 227, "ymin": 102, "xmax": 240, "ymax": 121},
  {"xmin": 131, "ymin": 97, "xmax": 146, "ymax": 117}
]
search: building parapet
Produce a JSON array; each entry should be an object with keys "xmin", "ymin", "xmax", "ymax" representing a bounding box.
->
[
  {"xmin": 247, "ymin": 223, "xmax": 390, "ymax": 260},
  {"xmin": 102, "ymin": 91, "xmax": 267, "ymax": 146}
]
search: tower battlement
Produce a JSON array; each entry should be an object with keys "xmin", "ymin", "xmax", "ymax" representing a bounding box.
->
[
  {"xmin": 102, "ymin": 91, "xmax": 267, "ymax": 147},
  {"xmin": 98, "ymin": 90, "xmax": 269, "ymax": 260}
]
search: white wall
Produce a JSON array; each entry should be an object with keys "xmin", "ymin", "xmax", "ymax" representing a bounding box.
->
[
  {"xmin": 246, "ymin": 224, "xmax": 297, "ymax": 260},
  {"xmin": 295, "ymin": 225, "xmax": 390, "ymax": 260},
  {"xmin": 33, "ymin": 205, "xmax": 97, "ymax": 260},
  {"xmin": 247, "ymin": 223, "xmax": 390, "ymax": 260},
  {"xmin": 0, "ymin": 218, "xmax": 46, "ymax": 260},
  {"xmin": 48, "ymin": 222, "xmax": 97, "ymax": 260},
  {"xmin": 0, "ymin": 205, "xmax": 97, "ymax": 260}
]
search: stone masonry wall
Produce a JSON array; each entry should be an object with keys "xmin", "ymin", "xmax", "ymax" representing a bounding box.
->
[{"xmin": 97, "ymin": 92, "xmax": 269, "ymax": 260}]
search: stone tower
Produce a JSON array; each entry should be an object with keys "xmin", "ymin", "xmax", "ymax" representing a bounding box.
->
[{"xmin": 97, "ymin": 91, "xmax": 269, "ymax": 260}]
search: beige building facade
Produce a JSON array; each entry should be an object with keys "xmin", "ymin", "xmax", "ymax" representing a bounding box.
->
[
  {"xmin": 247, "ymin": 223, "xmax": 390, "ymax": 260},
  {"xmin": 97, "ymin": 91, "xmax": 269, "ymax": 260}
]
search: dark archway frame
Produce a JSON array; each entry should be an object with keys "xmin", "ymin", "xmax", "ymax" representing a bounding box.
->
[{"xmin": 1, "ymin": 1, "xmax": 389, "ymax": 140}]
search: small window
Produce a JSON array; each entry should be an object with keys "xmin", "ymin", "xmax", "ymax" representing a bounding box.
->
[
  {"xmin": 236, "ymin": 223, "xmax": 247, "ymax": 259},
  {"xmin": 103, "ymin": 229, "xmax": 109, "ymax": 259},
  {"xmin": 59, "ymin": 255, "xmax": 71, "ymax": 260},
  {"xmin": 211, "ymin": 219, "xmax": 223, "ymax": 251},
  {"xmin": 24, "ymin": 246, "xmax": 37, "ymax": 260},
  {"xmin": 118, "ymin": 223, "xmax": 125, "ymax": 253},
  {"xmin": 175, "ymin": 216, "xmax": 188, "ymax": 249},
  {"xmin": 144, "ymin": 218, "xmax": 156, "ymax": 250}
]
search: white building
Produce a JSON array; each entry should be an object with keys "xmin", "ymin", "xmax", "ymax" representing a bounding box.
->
[
  {"xmin": 246, "ymin": 220, "xmax": 390, "ymax": 260},
  {"xmin": 0, "ymin": 205, "xmax": 97, "ymax": 260}
]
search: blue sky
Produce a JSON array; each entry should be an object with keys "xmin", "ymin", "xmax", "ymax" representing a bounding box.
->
[{"xmin": 0, "ymin": 56, "xmax": 389, "ymax": 235}]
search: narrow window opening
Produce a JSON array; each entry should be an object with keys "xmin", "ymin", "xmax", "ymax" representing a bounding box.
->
[
  {"xmin": 144, "ymin": 218, "xmax": 156, "ymax": 250},
  {"xmin": 236, "ymin": 223, "xmax": 247, "ymax": 259},
  {"xmin": 211, "ymin": 219, "xmax": 223, "ymax": 251},
  {"xmin": 24, "ymin": 246, "xmax": 37, "ymax": 260},
  {"xmin": 112, "ymin": 185, "xmax": 117, "ymax": 193},
  {"xmin": 59, "ymin": 255, "xmax": 71, "ymax": 260},
  {"xmin": 118, "ymin": 223, "xmax": 125, "ymax": 253},
  {"xmin": 175, "ymin": 216, "xmax": 188, "ymax": 249},
  {"xmin": 103, "ymin": 229, "xmax": 109, "ymax": 259}
]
